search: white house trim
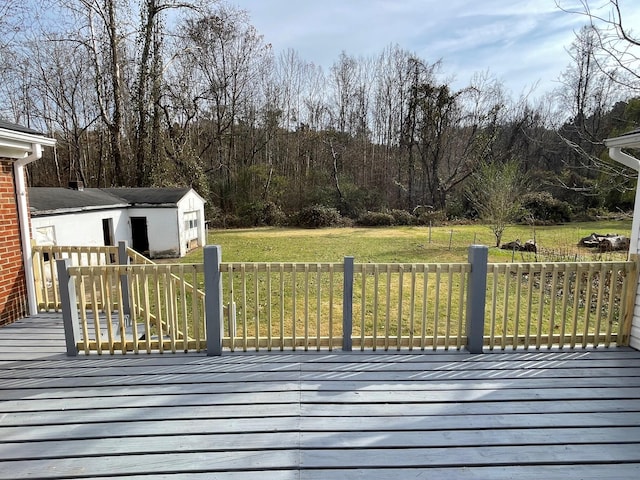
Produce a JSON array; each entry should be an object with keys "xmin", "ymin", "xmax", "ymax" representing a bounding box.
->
[
  {"xmin": 604, "ymin": 130, "xmax": 640, "ymax": 350},
  {"xmin": 0, "ymin": 127, "xmax": 56, "ymax": 316}
]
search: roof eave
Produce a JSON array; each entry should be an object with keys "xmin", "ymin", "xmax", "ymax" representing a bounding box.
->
[
  {"xmin": 604, "ymin": 133, "xmax": 640, "ymax": 149},
  {"xmin": 0, "ymin": 129, "xmax": 56, "ymax": 160}
]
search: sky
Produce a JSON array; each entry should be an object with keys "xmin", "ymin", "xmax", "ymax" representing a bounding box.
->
[{"xmin": 229, "ymin": 0, "xmax": 640, "ymax": 96}]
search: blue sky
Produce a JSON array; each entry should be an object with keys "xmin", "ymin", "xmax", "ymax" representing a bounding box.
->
[{"xmin": 229, "ymin": 0, "xmax": 640, "ymax": 96}]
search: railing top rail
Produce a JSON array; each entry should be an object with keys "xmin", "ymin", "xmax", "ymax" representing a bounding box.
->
[
  {"xmin": 490, "ymin": 260, "xmax": 635, "ymax": 272},
  {"xmin": 221, "ymin": 262, "xmax": 344, "ymax": 273},
  {"xmin": 125, "ymin": 247, "xmax": 156, "ymax": 265},
  {"xmin": 33, "ymin": 245, "xmax": 118, "ymax": 253},
  {"xmin": 357, "ymin": 263, "xmax": 471, "ymax": 273},
  {"xmin": 67, "ymin": 263, "xmax": 205, "ymax": 275}
]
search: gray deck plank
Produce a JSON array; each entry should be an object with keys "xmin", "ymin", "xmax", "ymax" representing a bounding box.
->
[
  {"xmin": 1, "ymin": 313, "xmax": 640, "ymax": 478},
  {"xmin": 301, "ymin": 465, "xmax": 640, "ymax": 480}
]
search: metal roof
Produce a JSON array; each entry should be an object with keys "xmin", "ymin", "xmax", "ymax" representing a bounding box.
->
[
  {"xmin": 102, "ymin": 187, "xmax": 191, "ymax": 205},
  {"xmin": 28, "ymin": 187, "xmax": 195, "ymax": 216},
  {"xmin": 0, "ymin": 120, "xmax": 43, "ymax": 135},
  {"xmin": 28, "ymin": 188, "xmax": 128, "ymax": 216}
]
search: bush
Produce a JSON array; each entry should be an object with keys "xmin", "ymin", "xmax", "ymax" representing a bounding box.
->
[
  {"xmin": 294, "ymin": 204, "xmax": 342, "ymax": 228},
  {"xmin": 390, "ymin": 209, "xmax": 415, "ymax": 226},
  {"xmin": 357, "ymin": 211, "xmax": 395, "ymax": 226},
  {"xmin": 521, "ymin": 192, "xmax": 572, "ymax": 224},
  {"xmin": 415, "ymin": 209, "xmax": 447, "ymax": 226},
  {"xmin": 237, "ymin": 201, "xmax": 288, "ymax": 227}
]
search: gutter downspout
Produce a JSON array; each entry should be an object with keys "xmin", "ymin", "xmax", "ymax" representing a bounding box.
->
[
  {"xmin": 13, "ymin": 143, "xmax": 42, "ymax": 316},
  {"xmin": 608, "ymin": 147, "xmax": 640, "ymax": 259}
]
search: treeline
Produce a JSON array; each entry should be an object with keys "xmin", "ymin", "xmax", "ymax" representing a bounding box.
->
[{"xmin": 1, "ymin": 0, "xmax": 639, "ymax": 227}]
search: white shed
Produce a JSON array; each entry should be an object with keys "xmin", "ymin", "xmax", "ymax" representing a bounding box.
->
[
  {"xmin": 29, "ymin": 185, "xmax": 206, "ymax": 259},
  {"xmin": 604, "ymin": 128, "xmax": 640, "ymax": 350}
]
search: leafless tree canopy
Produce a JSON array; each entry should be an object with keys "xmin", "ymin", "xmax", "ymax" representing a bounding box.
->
[{"xmin": 1, "ymin": 0, "xmax": 638, "ymax": 226}]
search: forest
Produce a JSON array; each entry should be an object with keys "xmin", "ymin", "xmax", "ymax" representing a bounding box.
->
[{"xmin": 1, "ymin": 0, "xmax": 639, "ymax": 229}]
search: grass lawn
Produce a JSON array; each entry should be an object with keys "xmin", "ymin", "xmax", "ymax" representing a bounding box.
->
[
  {"xmin": 191, "ymin": 220, "xmax": 632, "ymax": 264},
  {"xmin": 153, "ymin": 220, "xmax": 633, "ymax": 349}
]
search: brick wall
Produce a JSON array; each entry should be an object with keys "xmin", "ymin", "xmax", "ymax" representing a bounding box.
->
[{"xmin": 0, "ymin": 159, "xmax": 28, "ymax": 325}]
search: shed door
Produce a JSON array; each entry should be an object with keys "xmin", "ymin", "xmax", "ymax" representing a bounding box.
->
[{"xmin": 130, "ymin": 217, "xmax": 149, "ymax": 255}]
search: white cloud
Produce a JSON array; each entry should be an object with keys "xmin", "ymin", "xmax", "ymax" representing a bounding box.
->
[{"xmin": 230, "ymin": 0, "xmax": 639, "ymax": 95}]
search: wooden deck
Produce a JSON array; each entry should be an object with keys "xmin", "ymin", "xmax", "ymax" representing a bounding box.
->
[{"xmin": 1, "ymin": 313, "xmax": 640, "ymax": 479}]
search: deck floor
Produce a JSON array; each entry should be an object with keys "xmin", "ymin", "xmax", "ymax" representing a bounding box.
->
[{"xmin": 1, "ymin": 313, "xmax": 640, "ymax": 479}]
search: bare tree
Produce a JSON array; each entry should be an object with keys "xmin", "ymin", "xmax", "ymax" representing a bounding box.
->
[{"xmin": 466, "ymin": 159, "xmax": 528, "ymax": 247}]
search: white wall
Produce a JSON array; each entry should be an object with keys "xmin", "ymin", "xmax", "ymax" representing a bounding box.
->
[
  {"xmin": 32, "ymin": 209, "xmax": 129, "ymax": 247},
  {"xmin": 128, "ymin": 207, "xmax": 180, "ymax": 258}
]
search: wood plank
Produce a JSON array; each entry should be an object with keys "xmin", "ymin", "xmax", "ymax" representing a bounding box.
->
[
  {"xmin": 299, "ymin": 426, "xmax": 640, "ymax": 448},
  {"xmin": 301, "ymin": 465, "xmax": 640, "ymax": 480},
  {"xmin": 2, "ymin": 313, "xmax": 640, "ymax": 479},
  {"xmin": 0, "ymin": 403, "xmax": 299, "ymax": 426},
  {"xmin": 0, "ymin": 451, "xmax": 301, "ymax": 479},
  {"xmin": 300, "ymin": 444, "xmax": 640, "ymax": 468},
  {"xmin": 0, "ymin": 417, "xmax": 300, "ymax": 442},
  {"xmin": 5, "ymin": 359, "xmax": 640, "ymax": 375},
  {"xmin": 0, "ymin": 433, "xmax": 301, "ymax": 460},
  {"xmin": 2, "ymin": 396, "xmax": 637, "ymax": 415},
  {"xmin": 2, "ymin": 366, "xmax": 640, "ymax": 385}
]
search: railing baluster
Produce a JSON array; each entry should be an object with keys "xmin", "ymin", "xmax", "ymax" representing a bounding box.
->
[
  {"xmin": 547, "ymin": 265, "xmax": 559, "ymax": 349},
  {"xmin": 279, "ymin": 264, "xmax": 285, "ymax": 351},
  {"xmin": 421, "ymin": 266, "xmax": 428, "ymax": 350},
  {"xmin": 593, "ymin": 265, "xmax": 606, "ymax": 347},
  {"xmin": 304, "ymin": 264, "xmax": 309, "ymax": 351},
  {"xmin": 433, "ymin": 265, "xmax": 441, "ymax": 350},
  {"xmin": 604, "ymin": 267, "xmax": 617, "ymax": 347},
  {"xmin": 570, "ymin": 265, "xmax": 583, "ymax": 349},
  {"xmin": 241, "ymin": 264, "xmax": 247, "ymax": 352},
  {"xmin": 535, "ymin": 266, "xmax": 546, "ymax": 349},
  {"xmin": 397, "ymin": 265, "xmax": 403, "ymax": 351},
  {"xmin": 445, "ymin": 268, "xmax": 453, "ymax": 350},
  {"xmin": 316, "ymin": 264, "xmax": 322, "ymax": 352},
  {"xmin": 409, "ymin": 265, "xmax": 416, "ymax": 350},
  {"xmin": 582, "ymin": 264, "xmax": 595, "ymax": 348},
  {"xmin": 266, "ymin": 264, "xmax": 272, "ymax": 351},
  {"xmin": 329, "ymin": 264, "xmax": 334, "ymax": 351},
  {"xmin": 254, "ymin": 263, "xmax": 260, "ymax": 351}
]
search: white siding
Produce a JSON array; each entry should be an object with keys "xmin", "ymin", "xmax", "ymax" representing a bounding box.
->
[
  {"xmin": 31, "ymin": 209, "xmax": 128, "ymax": 247},
  {"xmin": 128, "ymin": 207, "xmax": 180, "ymax": 258}
]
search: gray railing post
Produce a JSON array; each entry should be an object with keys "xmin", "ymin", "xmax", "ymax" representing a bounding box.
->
[
  {"xmin": 343, "ymin": 256, "xmax": 354, "ymax": 352},
  {"xmin": 117, "ymin": 241, "xmax": 131, "ymax": 317},
  {"xmin": 466, "ymin": 245, "xmax": 488, "ymax": 354},
  {"xmin": 56, "ymin": 258, "xmax": 79, "ymax": 356},
  {"xmin": 204, "ymin": 245, "xmax": 224, "ymax": 356}
]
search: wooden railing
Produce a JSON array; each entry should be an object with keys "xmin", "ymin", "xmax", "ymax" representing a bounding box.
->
[
  {"xmin": 485, "ymin": 261, "xmax": 636, "ymax": 350},
  {"xmin": 32, "ymin": 245, "xmax": 119, "ymax": 311},
  {"xmin": 60, "ymin": 263, "xmax": 206, "ymax": 354},
  {"xmin": 51, "ymin": 245, "xmax": 637, "ymax": 355}
]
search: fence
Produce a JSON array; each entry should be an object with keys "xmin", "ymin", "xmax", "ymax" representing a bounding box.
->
[{"xmin": 51, "ymin": 244, "xmax": 637, "ymax": 356}]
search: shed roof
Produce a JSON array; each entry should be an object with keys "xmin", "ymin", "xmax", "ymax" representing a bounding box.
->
[
  {"xmin": 29, "ymin": 187, "xmax": 198, "ymax": 216},
  {"xmin": 102, "ymin": 187, "xmax": 191, "ymax": 205},
  {"xmin": 29, "ymin": 188, "xmax": 129, "ymax": 216}
]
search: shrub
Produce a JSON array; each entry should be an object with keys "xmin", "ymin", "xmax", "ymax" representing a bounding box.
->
[
  {"xmin": 357, "ymin": 211, "xmax": 395, "ymax": 226},
  {"xmin": 390, "ymin": 209, "xmax": 415, "ymax": 226},
  {"xmin": 415, "ymin": 209, "xmax": 447, "ymax": 226},
  {"xmin": 237, "ymin": 201, "xmax": 288, "ymax": 227},
  {"xmin": 521, "ymin": 192, "xmax": 572, "ymax": 224},
  {"xmin": 294, "ymin": 204, "xmax": 342, "ymax": 228}
]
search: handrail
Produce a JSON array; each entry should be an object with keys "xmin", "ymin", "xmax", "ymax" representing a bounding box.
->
[{"xmin": 46, "ymin": 244, "xmax": 637, "ymax": 355}]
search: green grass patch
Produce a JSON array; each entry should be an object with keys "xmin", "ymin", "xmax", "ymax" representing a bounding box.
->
[{"xmin": 192, "ymin": 220, "xmax": 632, "ymax": 264}]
